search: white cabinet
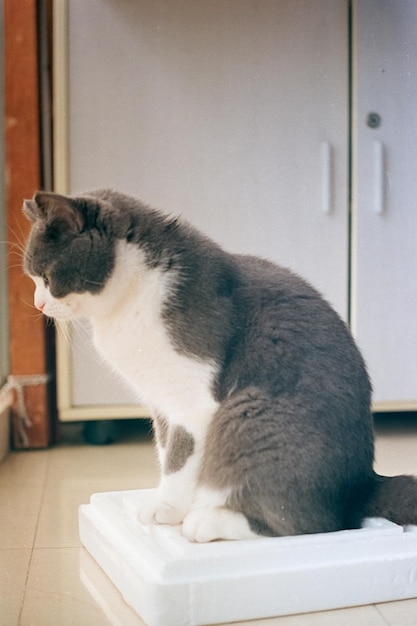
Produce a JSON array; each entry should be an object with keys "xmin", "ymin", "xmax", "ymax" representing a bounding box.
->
[
  {"xmin": 54, "ymin": 0, "xmax": 417, "ymax": 419},
  {"xmin": 352, "ymin": 0, "xmax": 417, "ymax": 409},
  {"xmin": 67, "ymin": 0, "xmax": 349, "ymax": 310},
  {"xmin": 55, "ymin": 0, "xmax": 349, "ymax": 419}
]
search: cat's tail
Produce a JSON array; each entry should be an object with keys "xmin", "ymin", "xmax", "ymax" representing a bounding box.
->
[{"xmin": 363, "ymin": 473, "xmax": 417, "ymax": 526}]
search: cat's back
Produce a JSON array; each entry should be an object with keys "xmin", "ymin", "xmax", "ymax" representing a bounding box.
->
[
  {"xmin": 219, "ymin": 253, "xmax": 370, "ymax": 410},
  {"xmin": 230, "ymin": 253, "xmax": 345, "ymax": 344},
  {"xmin": 232, "ymin": 253, "xmax": 322, "ymax": 307}
]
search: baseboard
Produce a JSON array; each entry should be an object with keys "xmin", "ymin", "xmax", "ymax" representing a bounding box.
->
[{"xmin": 0, "ymin": 386, "xmax": 12, "ymax": 463}]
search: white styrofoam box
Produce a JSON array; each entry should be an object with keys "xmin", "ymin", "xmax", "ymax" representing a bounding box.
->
[{"xmin": 79, "ymin": 489, "xmax": 417, "ymax": 626}]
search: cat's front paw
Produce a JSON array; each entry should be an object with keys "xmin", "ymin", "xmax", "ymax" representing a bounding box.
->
[{"xmin": 139, "ymin": 496, "xmax": 186, "ymax": 526}]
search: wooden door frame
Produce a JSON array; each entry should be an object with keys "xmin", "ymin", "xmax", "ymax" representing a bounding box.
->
[{"xmin": 4, "ymin": 0, "xmax": 55, "ymax": 447}]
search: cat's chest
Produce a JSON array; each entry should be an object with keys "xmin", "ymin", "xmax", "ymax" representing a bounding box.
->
[{"xmin": 91, "ymin": 287, "xmax": 218, "ymax": 425}]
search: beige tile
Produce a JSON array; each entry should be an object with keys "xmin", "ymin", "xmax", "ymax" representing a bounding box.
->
[
  {"xmin": 20, "ymin": 547, "xmax": 144, "ymax": 626},
  {"xmin": 34, "ymin": 481, "xmax": 97, "ymax": 549},
  {"xmin": 0, "ymin": 485, "xmax": 45, "ymax": 549},
  {"xmin": 34, "ymin": 479, "xmax": 153, "ymax": 549},
  {"xmin": 225, "ymin": 604, "xmax": 388, "ymax": 625},
  {"xmin": 0, "ymin": 549, "xmax": 31, "ymax": 626},
  {"xmin": 4, "ymin": 415, "xmax": 417, "ymax": 626},
  {"xmin": 48, "ymin": 439, "xmax": 158, "ymax": 484},
  {"xmin": 375, "ymin": 598, "xmax": 417, "ymax": 626},
  {"xmin": 0, "ymin": 448, "xmax": 49, "ymax": 486},
  {"xmin": 35, "ymin": 438, "xmax": 159, "ymax": 549},
  {"xmin": 0, "ymin": 450, "xmax": 48, "ymax": 549}
]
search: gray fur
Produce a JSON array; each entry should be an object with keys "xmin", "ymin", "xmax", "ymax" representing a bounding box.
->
[
  {"xmin": 23, "ymin": 189, "xmax": 417, "ymax": 535},
  {"xmin": 164, "ymin": 426, "xmax": 195, "ymax": 474}
]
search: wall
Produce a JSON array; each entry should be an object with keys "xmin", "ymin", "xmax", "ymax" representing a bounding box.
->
[
  {"xmin": 0, "ymin": 0, "xmax": 10, "ymax": 459},
  {"xmin": 0, "ymin": 0, "xmax": 7, "ymax": 383}
]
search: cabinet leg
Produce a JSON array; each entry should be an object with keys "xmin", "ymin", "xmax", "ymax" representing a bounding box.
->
[{"xmin": 83, "ymin": 420, "xmax": 118, "ymax": 445}]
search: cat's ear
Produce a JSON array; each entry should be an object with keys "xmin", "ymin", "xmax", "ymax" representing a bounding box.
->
[
  {"xmin": 23, "ymin": 192, "xmax": 85, "ymax": 236},
  {"xmin": 23, "ymin": 197, "xmax": 44, "ymax": 222}
]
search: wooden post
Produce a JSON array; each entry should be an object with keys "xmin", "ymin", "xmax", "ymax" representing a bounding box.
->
[{"xmin": 4, "ymin": 0, "xmax": 53, "ymax": 447}]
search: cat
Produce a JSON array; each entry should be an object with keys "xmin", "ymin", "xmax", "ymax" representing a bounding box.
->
[{"xmin": 23, "ymin": 189, "xmax": 417, "ymax": 542}]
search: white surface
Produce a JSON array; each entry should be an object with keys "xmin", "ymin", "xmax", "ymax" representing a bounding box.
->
[
  {"xmin": 351, "ymin": 0, "xmax": 417, "ymax": 406},
  {"xmin": 64, "ymin": 0, "xmax": 348, "ymax": 409},
  {"xmin": 79, "ymin": 489, "xmax": 417, "ymax": 626}
]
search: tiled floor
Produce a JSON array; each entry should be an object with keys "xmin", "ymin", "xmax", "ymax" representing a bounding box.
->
[{"xmin": 1, "ymin": 415, "xmax": 417, "ymax": 626}]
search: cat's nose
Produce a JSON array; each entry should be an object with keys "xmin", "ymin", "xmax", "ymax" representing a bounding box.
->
[{"xmin": 36, "ymin": 301, "xmax": 46, "ymax": 312}]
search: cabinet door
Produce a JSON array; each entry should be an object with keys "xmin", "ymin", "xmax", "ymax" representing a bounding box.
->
[
  {"xmin": 58, "ymin": 0, "xmax": 349, "ymax": 414},
  {"xmin": 352, "ymin": 0, "xmax": 417, "ymax": 408}
]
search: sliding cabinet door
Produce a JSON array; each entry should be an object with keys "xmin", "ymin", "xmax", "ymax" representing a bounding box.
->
[
  {"xmin": 352, "ymin": 0, "xmax": 417, "ymax": 408},
  {"xmin": 56, "ymin": 0, "xmax": 349, "ymax": 417}
]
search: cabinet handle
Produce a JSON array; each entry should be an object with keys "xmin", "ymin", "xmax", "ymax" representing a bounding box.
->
[
  {"xmin": 373, "ymin": 140, "xmax": 385, "ymax": 215},
  {"xmin": 321, "ymin": 142, "xmax": 332, "ymax": 214}
]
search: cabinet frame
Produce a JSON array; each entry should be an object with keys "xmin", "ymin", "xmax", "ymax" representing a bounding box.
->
[{"xmin": 53, "ymin": 0, "xmax": 417, "ymax": 420}]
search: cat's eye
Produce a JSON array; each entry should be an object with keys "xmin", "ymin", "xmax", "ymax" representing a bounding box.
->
[{"xmin": 41, "ymin": 273, "xmax": 50, "ymax": 287}]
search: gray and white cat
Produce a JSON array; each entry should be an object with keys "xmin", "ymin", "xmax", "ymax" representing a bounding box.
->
[{"xmin": 23, "ymin": 189, "xmax": 417, "ymax": 542}]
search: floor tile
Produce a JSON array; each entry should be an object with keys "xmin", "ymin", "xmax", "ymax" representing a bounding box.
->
[
  {"xmin": 48, "ymin": 422, "xmax": 158, "ymax": 485},
  {"xmin": 34, "ymin": 433, "xmax": 159, "ymax": 549},
  {"xmin": 0, "ymin": 451, "xmax": 48, "ymax": 549},
  {"xmin": 0, "ymin": 486, "xmax": 45, "ymax": 549},
  {"xmin": 0, "ymin": 549, "xmax": 31, "ymax": 626},
  {"xmin": 376, "ymin": 598, "xmax": 417, "ymax": 626},
  {"xmin": 20, "ymin": 547, "xmax": 144, "ymax": 626},
  {"xmin": 227, "ymin": 603, "xmax": 388, "ymax": 625},
  {"xmin": 0, "ymin": 448, "xmax": 48, "ymax": 486},
  {"xmin": 3, "ymin": 415, "xmax": 417, "ymax": 625}
]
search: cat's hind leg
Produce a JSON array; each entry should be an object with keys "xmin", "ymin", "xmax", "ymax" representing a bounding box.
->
[{"xmin": 182, "ymin": 487, "xmax": 259, "ymax": 542}]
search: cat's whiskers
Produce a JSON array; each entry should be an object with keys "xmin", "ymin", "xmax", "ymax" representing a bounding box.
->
[
  {"xmin": 2, "ymin": 237, "xmax": 30, "ymax": 289},
  {"xmin": 4, "ymin": 226, "xmax": 29, "ymax": 262},
  {"xmin": 20, "ymin": 300, "xmax": 45, "ymax": 322},
  {"xmin": 7, "ymin": 220, "xmax": 29, "ymax": 248},
  {"xmin": 22, "ymin": 305, "xmax": 44, "ymax": 322},
  {"xmin": 6, "ymin": 239, "xmax": 26, "ymax": 255},
  {"xmin": 1, "ymin": 238, "xmax": 25, "ymax": 265}
]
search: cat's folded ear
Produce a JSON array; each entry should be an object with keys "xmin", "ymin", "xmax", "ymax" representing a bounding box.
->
[
  {"xmin": 23, "ymin": 197, "xmax": 44, "ymax": 222},
  {"xmin": 23, "ymin": 192, "xmax": 85, "ymax": 237}
]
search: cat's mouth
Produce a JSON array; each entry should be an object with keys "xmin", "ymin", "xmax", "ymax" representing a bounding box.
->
[{"xmin": 42, "ymin": 310, "xmax": 71, "ymax": 322}]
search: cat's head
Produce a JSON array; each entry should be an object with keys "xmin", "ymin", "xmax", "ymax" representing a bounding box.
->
[{"xmin": 23, "ymin": 190, "xmax": 127, "ymax": 320}]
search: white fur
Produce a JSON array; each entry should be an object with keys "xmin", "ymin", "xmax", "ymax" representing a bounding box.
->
[
  {"xmin": 35, "ymin": 242, "xmax": 218, "ymax": 419},
  {"xmin": 181, "ymin": 486, "xmax": 261, "ymax": 541},
  {"xmin": 33, "ymin": 241, "xmax": 230, "ymax": 535},
  {"xmin": 182, "ymin": 507, "xmax": 259, "ymax": 542}
]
